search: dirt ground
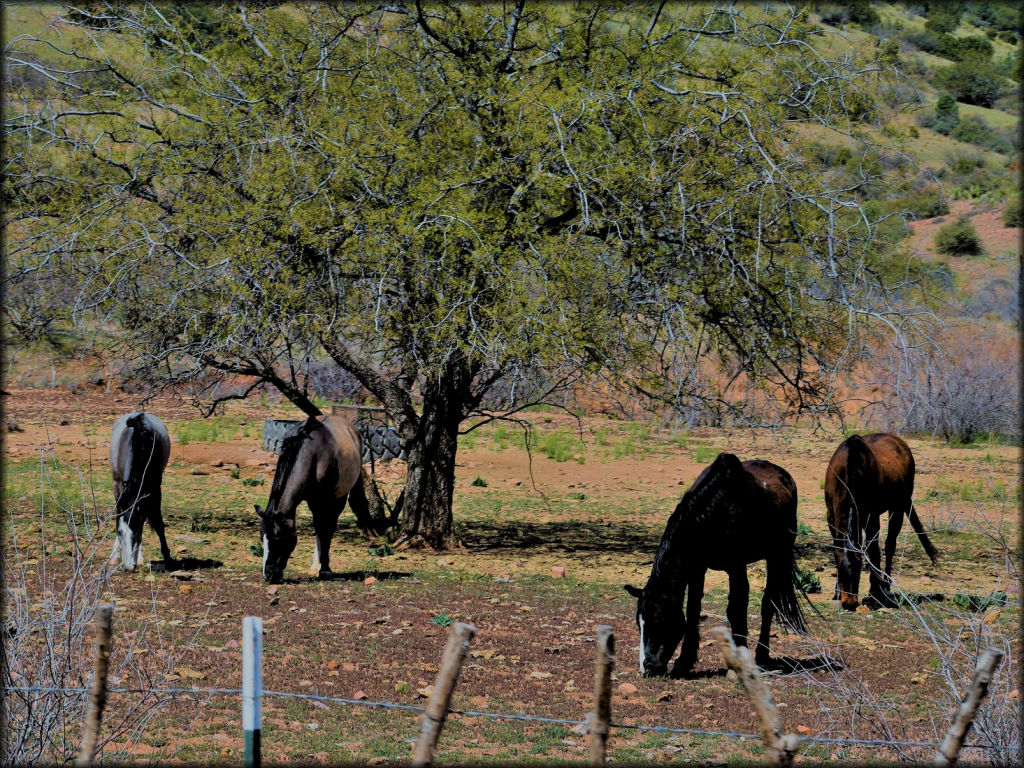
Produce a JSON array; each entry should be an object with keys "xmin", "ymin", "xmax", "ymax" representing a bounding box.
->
[{"xmin": 3, "ymin": 387, "xmax": 1020, "ymax": 764}]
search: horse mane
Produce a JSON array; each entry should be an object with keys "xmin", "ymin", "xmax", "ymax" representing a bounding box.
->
[
  {"xmin": 842, "ymin": 433, "xmax": 876, "ymax": 505},
  {"xmin": 648, "ymin": 452, "xmax": 746, "ymax": 591},
  {"xmin": 267, "ymin": 416, "xmax": 319, "ymax": 509},
  {"xmin": 121, "ymin": 413, "xmax": 158, "ymax": 519}
]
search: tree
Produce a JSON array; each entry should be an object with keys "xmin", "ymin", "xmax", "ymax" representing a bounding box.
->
[
  {"xmin": 935, "ymin": 59, "xmax": 1007, "ymax": 106},
  {"xmin": 4, "ymin": 2, "xmax": 934, "ymax": 548},
  {"xmin": 934, "ymin": 93, "xmax": 961, "ymax": 134}
]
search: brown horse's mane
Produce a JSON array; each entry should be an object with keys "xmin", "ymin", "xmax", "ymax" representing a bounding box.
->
[{"xmin": 267, "ymin": 417, "xmax": 319, "ymax": 513}]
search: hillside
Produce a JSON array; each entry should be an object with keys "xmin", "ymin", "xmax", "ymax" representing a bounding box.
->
[{"xmin": 2, "ymin": 1, "xmax": 1020, "ymax": 439}]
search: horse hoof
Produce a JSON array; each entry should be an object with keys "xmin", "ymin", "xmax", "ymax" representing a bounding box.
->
[{"xmin": 318, "ymin": 569, "xmax": 333, "ymax": 580}]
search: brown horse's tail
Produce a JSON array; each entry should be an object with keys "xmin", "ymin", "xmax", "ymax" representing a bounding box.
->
[{"xmin": 907, "ymin": 503, "xmax": 939, "ymax": 565}]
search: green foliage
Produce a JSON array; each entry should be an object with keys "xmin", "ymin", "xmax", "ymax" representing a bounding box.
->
[
  {"xmin": 429, "ymin": 613, "xmax": 454, "ymax": 628},
  {"xmin": 795, "ymin": 566, "xmax": 823, "ymax": 594},
  {"xmin": 693, "ymin": 444, "xmax": 719, "ymax": 464},
  {"xmin": 934, "ymin": 94, "xmax": 961, "ymax": 135},
  {"xmin": 935, "ymin": 60, "xmax": 1008, "ymax": 106},
  {"xmin": 241, "ymin": 477, "xmax": 265, "ymax": 487},
  {"xmin": 949, "ymin": 115, "xmax": 1016, "ymax": 154},
  {"xmin": 1001, "ymin": 196, "xmax": 1022, "ymax": 227},
  {"xmin": 952, "ymin": 591, "xmax": 1008, "ymax": 612},
  {"xmin": 368, "ymin": 542, "xmax": 395, "ymax": 557},
  {"xmin": 933, "ymin": 217, "xmax": 983, "ymax": 255},
  {"xmin": 796, "ymin": 521, "xmax": 814, "ymax": 537},
  {"xmin": 470, "ymin": 476, "xmax": 488, "ymax": 488},
  {"xmin": 536, "ymin": 430, "xmax": 584, "ymax": 464}
]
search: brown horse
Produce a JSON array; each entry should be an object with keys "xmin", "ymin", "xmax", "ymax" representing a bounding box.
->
[
  {"xmin": 624, "ymin": 453, "xmax": 812, "ymax": 678},
  {"xmin": 825, "ymin": 432, "xmax": 939, "ymax": 610},
  {"xmin": 256, "ymin": 415, "xmax": 386, "ymax": 583}
]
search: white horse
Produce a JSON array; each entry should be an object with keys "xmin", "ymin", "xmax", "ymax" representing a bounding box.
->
[{"xmin": 110, "ymin": 411, "xmax": 172, "ymax": 571}]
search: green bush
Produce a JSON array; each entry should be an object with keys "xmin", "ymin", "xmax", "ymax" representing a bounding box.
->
[
  {"xmin": 933, "ymin": 93, "xmax": 960, "ymax": 135},
  {"xmin": 470, "ymin": 476, "xmax": 488, "ymax": 487},
  {"xmin": 935, "ymin": 60, "xmax": 1007, "ymax": 107},
  {"xmin": 934, "ymin": 217, "xmax": 983, "ymax": 255},
  {"xmin": 1003, "ymin": 196, "xmax": 1023, "ymax": 227}
]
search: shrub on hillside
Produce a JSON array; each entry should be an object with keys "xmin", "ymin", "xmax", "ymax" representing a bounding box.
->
[
  {"xmin": 933, "ymin": 217, "xmax": 983, "ymax": 255},
  {"xmin": 1003, "ymin": 196, "xmax": 1023, "ymax": 227},
  {"xmin": 933, "ymin": 93, "xmax": 960, "ymax": 134},
  {"xmin": 949, "ymin": 115, "xmax": 1015, "ymax": 154},
  {"xmin": 935, "ymin": 60, "xmax": 1007, "ymax": 107}
]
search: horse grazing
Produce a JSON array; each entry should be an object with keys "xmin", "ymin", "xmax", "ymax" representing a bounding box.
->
[
  {"xmin": 110, "ymin": 411, "xmax": 173, "ymax": 571},
  {"xmin": 256, "ymin": 415, "xmax": 385, "ymax": 583},
  {"xmin": 825, "ymin": 432, "xmax": 938, "ymax": 610},
  {"xmin": 624, "ymin": 452, "xmax": 811, "ymax": 678}
]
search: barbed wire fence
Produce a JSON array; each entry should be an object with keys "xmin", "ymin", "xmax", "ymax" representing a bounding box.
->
[{"xmin": 11, "ymin": 604, "xmax": 1016, "ymax": 768}]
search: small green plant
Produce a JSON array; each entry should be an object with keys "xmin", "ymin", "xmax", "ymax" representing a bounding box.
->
[
  {"xmin": 795, "ymin": 566, "xmax": 822, "ymax": 594},
  {"xmin": 369, "ymin": 542, "xmax": 394, "ymax": 557},
  {"xmin": 568, "ymin": 492, "xmax": 587, "ymax": 500},
  {"xmin": 470, "ymin": 476, "xmax": 488, "ymax": 487},
  {"xmin": 242, "ymin": 477, "xmax": 265, "ymax": 487},
  {"xmin": 189, "ymin": 509, "xmax": 212, "ymax": 533},
  {"xmin": 248, "ymin": 542, "xmax": 263, "ymax": 557},
  {"xmin": 230, "ymin": 468, "xmax": 241, "ymax": 479},
  {"xmin": 536, "ymin": 430, "xmax": 581, "ymax": 462},
  {"xmin": 693, "ymin": 443, "xmax": 718, "ymax": 464},
  {"xmin": 796, "ymin": 520, "xmax": 814, "ymax": 537},
  {"xmin": 429, "ymin": 613, "xmax": 454, "ymax": 627},
  {"xmin": 952, "ymin": 591, "xmax": 1008, "ymax": 612}
]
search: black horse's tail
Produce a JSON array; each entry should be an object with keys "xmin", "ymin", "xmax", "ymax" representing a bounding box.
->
[
  {"xmin": 766, "ymin": 555, "xmax": 821, "ymax": 636},
  {"xmin": 348, "ymin": 466, "xmax": 396, "ymax": 537}
]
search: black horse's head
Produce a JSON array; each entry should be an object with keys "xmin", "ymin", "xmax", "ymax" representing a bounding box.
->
[
  {"xmin": 255, "ymin": 504, "xmax": 296, "ymax": 584},
  {"xmin": 623, "ymin": 584, "xmax": 684, "ymax": 677}
]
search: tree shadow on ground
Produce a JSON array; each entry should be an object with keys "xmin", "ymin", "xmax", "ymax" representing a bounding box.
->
[
  {"xmin": 273, "ymin": 570, "xmax": 413, "ymax": 585},
  {"xmin": 151, "ymin": 557, "xmax": 223, "ymax": 572},
  {"xmin": 455, "ymin": 519, "xmax": 659, "ymax": 555}
]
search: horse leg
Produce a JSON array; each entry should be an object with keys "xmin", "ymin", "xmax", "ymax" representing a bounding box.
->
[
  {"xmin": 726, "ymin": 566, "xmax": 751, "ymax": 652},
  {"xmin": 884, "ymin": 503, "xmax": 906, "ymax": 583},
  {"xmin": 148, "ymin": 496, "xmax": 176, "ymax": 569},
  {"xmin": 310, "ymin": 496, "xmax": 344, "ymax": 578},
  {"xmin": 673, "ymin": 568, "xmax": 705, "ymax": 678},
  {"xmin": 865, "ymin": 511, "xmax": 895, "ymax": 607}
]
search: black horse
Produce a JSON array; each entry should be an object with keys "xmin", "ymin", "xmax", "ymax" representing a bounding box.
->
[
  {"xmin": 110, "ymin": 411, "xmax": 173, "ymax": 571},
  {"xmin": 825, "ymin": 432, "xmax": 939, "ymax": 610},
  {"xmin": 624, "ymin": 452, "xmax": 811, "ymax": 678},
  {"xmin": 256, "ymin": 415, "xmax": 386, "ymax": 583}
]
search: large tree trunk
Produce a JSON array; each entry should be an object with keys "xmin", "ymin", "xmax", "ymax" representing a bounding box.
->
[
  {"xmin": 396, "ymin": 415, "xmax": 460, "ymax": 549},
  {"xmin": 391, "ymin": 369, "xmax": 471, "ymax": 551}
]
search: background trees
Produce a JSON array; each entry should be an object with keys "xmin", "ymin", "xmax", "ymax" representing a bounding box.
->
[{"xmin": 4, "ymin": 2, "xmax": 936, "ymax": 548}]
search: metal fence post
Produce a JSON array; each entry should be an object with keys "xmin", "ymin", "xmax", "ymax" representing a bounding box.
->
[{"xmin": 242, "ymin": 616, "xmax": 263, "ymax": 768}]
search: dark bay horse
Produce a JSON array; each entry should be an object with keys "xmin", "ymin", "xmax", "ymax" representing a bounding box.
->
[
  {"xmin": 825, "ymin": 432, "xmax": 938, "ymax": 610},
  {"xmin": 110, "ymin": 411, "xmax": 173, "ymax": 571},
  {"xmin": 624, "ymin": 452, "xmax": 811, "ymax": 678},
  {"xmin": 256, "ymin": 415, "xmax": 383, "ymax": 583}
]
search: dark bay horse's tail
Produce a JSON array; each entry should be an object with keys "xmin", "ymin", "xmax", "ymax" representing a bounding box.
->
[{"xmin": 907, "ymin": 503, "xmax": 939, "ymax": 565}]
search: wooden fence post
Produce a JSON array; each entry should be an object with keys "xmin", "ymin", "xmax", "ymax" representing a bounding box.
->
[
  {"xmin": 242, "ymin": 616, "xmax": 263, "ymax": 768},
  {"xmin": 712, "ymin": 626, "xmax": 799, "ymax": 767},
  {"xmin": 75, "ymin": 603, "xmax": 114, "ymax": 767},
  {"xmin": 588, "ymin": 625, "xmax": 615, "ymax": 766},
  {"xmin": 934, "ymin": 648, "xmax": 1003, "ymax": 768},
  {"xmin": 412, "ymin": 621, "xmax": 476, "ymax": 767}
]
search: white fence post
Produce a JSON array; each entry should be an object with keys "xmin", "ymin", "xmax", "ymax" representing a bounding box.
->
[{"xmin": 242, "ymin": 616, "xmax": 263, "ymax": 768}]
